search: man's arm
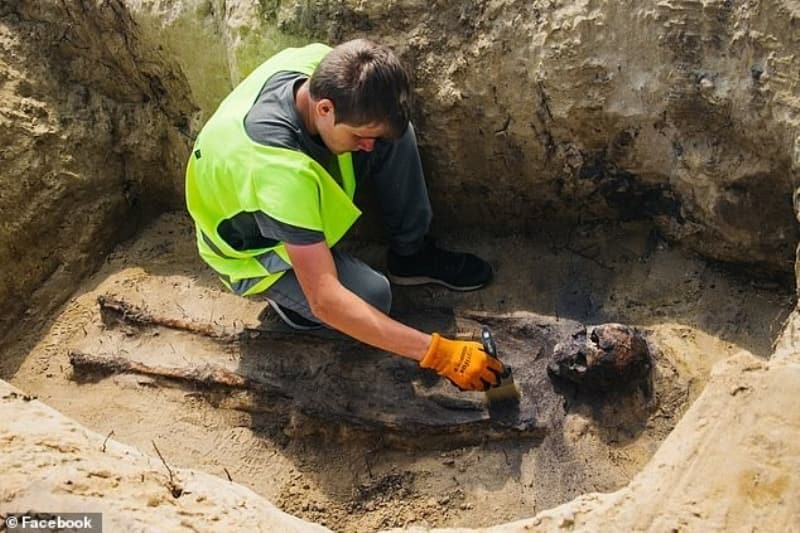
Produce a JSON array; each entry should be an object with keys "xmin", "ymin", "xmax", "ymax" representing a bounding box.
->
[{"xmin": 285, "ymin": 241, "xmax": 431, "ymax": 360}]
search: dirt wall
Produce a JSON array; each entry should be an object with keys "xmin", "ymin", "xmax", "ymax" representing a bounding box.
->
[
  {"xmin": 130, "ymin": 0, "xmax": 800, "ymax": 274},
  {"xmin": 0, "ymin": 1, "xmax": 195, "ymax": 340}
]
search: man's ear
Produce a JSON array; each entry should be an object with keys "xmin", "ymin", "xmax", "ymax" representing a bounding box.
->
[{"xmin": 315, "ymin": 98, "xmax": 335, "ymax": 120}]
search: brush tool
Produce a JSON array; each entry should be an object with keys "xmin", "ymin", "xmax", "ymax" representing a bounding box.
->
[{"xmin": 481, "ymin": 325, "xmax": 521, "ymax": 405}]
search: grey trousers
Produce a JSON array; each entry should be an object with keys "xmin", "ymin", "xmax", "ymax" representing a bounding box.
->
[{"xmin": 263, "ymin": 123, "xmax": 432, "ymax": 322}]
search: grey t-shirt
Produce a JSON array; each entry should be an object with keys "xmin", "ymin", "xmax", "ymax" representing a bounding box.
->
[{"xmin": 219, "ymin": 70, "xmax": 334, "ymax": 250}]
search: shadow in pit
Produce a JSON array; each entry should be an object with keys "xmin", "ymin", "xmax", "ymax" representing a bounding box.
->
[
  {"xmin": 232, "ymin": 325, "xmax": 543, "ymax": 509},
  {"xmin": 234, "ymin": 305, "xmax": 548, "ymax": 452},
  {"xmin": 65, "ymin": 290, "xmax": 548, "ymax": 451}
]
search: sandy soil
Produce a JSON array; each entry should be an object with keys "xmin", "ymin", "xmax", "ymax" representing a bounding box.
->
[{"xmin": 1, "ymin": 212, "xmax": 793, "ymax": 532}]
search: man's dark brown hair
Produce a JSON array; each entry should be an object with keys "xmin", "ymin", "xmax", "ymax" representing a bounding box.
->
[{"xmin": 309, "ymin": 39, "xmax": 412, "ymax": 139}]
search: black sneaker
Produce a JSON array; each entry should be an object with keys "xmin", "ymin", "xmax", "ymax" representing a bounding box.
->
[
  {"xmin": 266, "ymin": 299, "xmax": 323, "ymax": 330},
  {"xmin": 386, "ymin": 237, "xmax": 493, "ymax": 291}
]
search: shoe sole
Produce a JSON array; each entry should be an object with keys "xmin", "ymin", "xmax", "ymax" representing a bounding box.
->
[
  {"xmin": 387, "ymin": 274, "xmax": 487, "ymax": 292},
  {"xmin": 266, "ymin": 299, "xmax": 324, "ymax": 331}
]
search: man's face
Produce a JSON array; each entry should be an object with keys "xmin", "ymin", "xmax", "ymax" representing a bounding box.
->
[{"xmin": 314, "ymin": 100, "xmax": 388, "ymax": 154}]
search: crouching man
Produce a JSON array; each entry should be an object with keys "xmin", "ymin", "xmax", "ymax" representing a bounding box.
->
[{"xmin": 186, "ymin": 39, "xmax": 504, "ymax": 391}]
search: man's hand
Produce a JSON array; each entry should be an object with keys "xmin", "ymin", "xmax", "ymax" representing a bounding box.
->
[{"xmin": 420, "ymin": 333, "xmax": 505, "ymax": 391}]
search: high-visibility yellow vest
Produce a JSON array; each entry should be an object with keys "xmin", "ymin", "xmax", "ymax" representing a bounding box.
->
[{"xmin": 185, "ymin": 44, "xmax": 361, "ymax": 296}]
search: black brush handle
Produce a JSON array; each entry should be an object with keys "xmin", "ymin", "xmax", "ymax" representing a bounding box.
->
[
  {"xmin": 481, "ymin": 325, "xmax": 497, "ymax": 358},
  {"xmin": 482, "ymin": 325, "xmax": 513, "ymax": 380}
]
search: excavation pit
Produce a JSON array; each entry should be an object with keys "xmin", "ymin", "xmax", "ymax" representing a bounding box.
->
[
  {"xmin": 3, "ymin": 2, "xmax": 800, "ymax": 529},
  {"xmin": 2, "ymin": 213, "xmax": 792, "ymax": 532}
]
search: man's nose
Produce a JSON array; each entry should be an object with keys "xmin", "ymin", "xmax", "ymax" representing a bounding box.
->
[{"xmin": 356, "ymin": 138, "xmax": 376, "ymax": 152}]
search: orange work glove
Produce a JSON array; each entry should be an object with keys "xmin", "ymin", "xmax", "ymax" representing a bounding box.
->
[{"xmin": 420, "ymin": 333, "xmax": 506, "ymax": 391}]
